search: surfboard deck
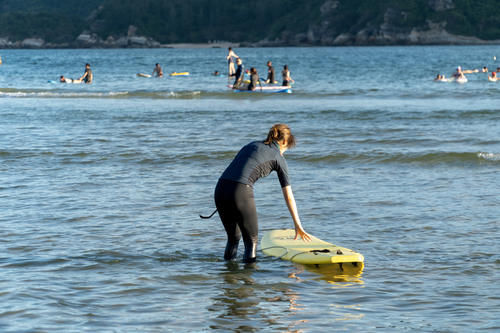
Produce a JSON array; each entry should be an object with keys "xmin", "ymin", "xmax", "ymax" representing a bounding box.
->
[{"xmin": 261, "ymin": 229, "xmax": 364, "ymax": 265}]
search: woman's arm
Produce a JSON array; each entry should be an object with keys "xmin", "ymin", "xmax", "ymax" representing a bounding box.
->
[{"xmin": 282, "ymin": 185, "xmax": 311, "ymax": 241}]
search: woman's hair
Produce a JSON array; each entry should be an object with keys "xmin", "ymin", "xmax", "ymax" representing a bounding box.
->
[
  {"xmin": 250, "ymin": 67, "xmax": 257, "ymax": 74},
  {"xmin": 264, "ymin": 124, "xmax": 296, "ymax": 148}
]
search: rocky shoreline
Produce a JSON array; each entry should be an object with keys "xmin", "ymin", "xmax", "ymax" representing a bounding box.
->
[{"xmin": 1, "ymin": 23, "xmax": 499, "ymax": 49}]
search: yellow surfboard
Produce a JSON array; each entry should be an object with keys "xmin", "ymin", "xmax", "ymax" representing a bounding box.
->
[
  {"xmin": 170, "ymin": 72, "xmax": 190, "ymax": 76},
  {"xmin": 261, "ymin": 229, "xmax": 364, "ymax": 265}
]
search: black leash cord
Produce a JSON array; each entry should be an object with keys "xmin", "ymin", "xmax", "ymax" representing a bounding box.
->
[
  {"xmin": 260, "ymin": 246, "xmax": 289, "ymax": 260},
  {"xmin": 199, "ymin": 209, "xmax": 218, "ymax": 219}
]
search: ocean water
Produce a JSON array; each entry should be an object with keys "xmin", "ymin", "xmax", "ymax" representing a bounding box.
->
[{"xmin": 0, "ymin": 46, "xmax": 499, "ymax": 332}]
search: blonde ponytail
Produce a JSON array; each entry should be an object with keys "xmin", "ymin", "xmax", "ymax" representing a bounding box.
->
[{"xmin": 264, "ymin": 124, "xmax": 296, "ymax": 148}]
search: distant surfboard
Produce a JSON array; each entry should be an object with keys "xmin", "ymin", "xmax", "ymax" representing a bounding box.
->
[
  {"xmin": 170, "ymin": 72, "xmax": 190, "ymax": 76},
  {"xmin": 137, "ymin": 73, "xmax": 152, "ymax": 78}
]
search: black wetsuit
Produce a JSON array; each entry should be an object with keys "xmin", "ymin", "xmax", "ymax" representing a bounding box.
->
[
  {"xmin": 83, "ymin": 68, "xmax": 93, "ymax": 84},
  {"xmin": 215, "ymin": 141, "xmax": 290, "ymax": 262},
  {"xmin": 267, "ymin": 66, "xmax": 275, "ymax": 83},
  {"xmin": 248, "ymin": 73, "xmax": 259, "ymax": 91},
  {"xmin": 282, "ymin": 69, "xmax": 291, "ymax": 87},
  {"xmin": 232, "ymin": 64, "xmax": 244, "ymax": 87}
]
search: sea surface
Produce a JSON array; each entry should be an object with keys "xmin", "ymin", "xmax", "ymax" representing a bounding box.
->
[{"xmin": 0, "ymin": 46, "xmax": 499, "ymax": 332}]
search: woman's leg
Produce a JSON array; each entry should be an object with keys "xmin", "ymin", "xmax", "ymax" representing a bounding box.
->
[
  {"xmin": 215, "ymin": 180, "xmax": 258, "ymax": 262},
  {"xmin": 234, "ymin": 184, "xmax": 258, "ymax": 263},
  {"xmin": 215, "ymin": 180, "xmax": 241, "ymax": 260}
]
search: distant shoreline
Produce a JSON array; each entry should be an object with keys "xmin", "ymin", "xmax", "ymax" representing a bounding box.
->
[
  {"xmin": 2, "ymin": 39, "xmax": 500, "ymax": 50},
  {"xmin": 161, "ymin": 43, "xmax": 240, "ymax": 49}
]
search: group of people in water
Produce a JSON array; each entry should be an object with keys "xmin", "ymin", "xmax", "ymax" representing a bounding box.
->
[
  {"xmin": 434, "ymin": 65, "xmax": 500, "ymax": 83},
  {"xmin": 54, "ymin": 47, "xmax": 297, "ymax": 90},
  {"xmin": 226, "ymin": 47, "xmax": 295, "ymax": 90}
]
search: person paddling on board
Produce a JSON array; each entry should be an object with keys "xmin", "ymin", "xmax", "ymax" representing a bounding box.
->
[
  {"xmin": 282, "ymin": 65, "xmax": 294, "ymax": 87},
  {"xmin": 227, "ymin": 47, "xmax": 238, "ymax": 76},
  {"xmin": 231, "ymin": 58, "xmax": 244, "ymax": 88},
  {"xmin": 265, "ymin": 61, "xmax": 275, "ymax": 84},
  {"xmin": 153, "ymin": 63, "xmax": 163, "ymax": 77},
  {"xmin": 214, "ymin": 124, "xmax": 311, "ymax": 263},
  {"xmin": 78, "ymin": 63, "xmax": 93, "ymax": 84},
  {"xmin": 60, "ymin": 75, "xmax": 70, "ymax": 83}
]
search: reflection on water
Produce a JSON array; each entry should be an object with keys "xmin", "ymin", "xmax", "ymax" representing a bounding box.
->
[
  {"xmin": 208, "ymin": 260, "xmax": 365, "ymax": 331},
  {"xmin": 301, "ymin": 262, "xmax": 365, "ymax": 285},
  {"xmin": 208, "ymin": 261, "xmax": 310, "ymax": 332}
]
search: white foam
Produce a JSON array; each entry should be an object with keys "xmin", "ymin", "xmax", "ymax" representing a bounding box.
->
[{"xmin": 477, "ymin": 152, "xmax": 500, "ymax": 161}]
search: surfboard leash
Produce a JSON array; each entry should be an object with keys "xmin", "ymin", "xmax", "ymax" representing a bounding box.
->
[
  {"xmin": 260, "ymin": 246, "xmax": 289, "ymax": 260},
  {"xmin": 199, "ymin": 209, "xmax": 218, "ymax": 219}
]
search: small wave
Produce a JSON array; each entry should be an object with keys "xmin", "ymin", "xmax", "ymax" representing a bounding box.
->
[
  {"xmin": 478, "ymin": 152, "xmax": 500, "ymax": 161},
  {"xmin": 0, "ymin": 89, "xmax": 129, "ymax": 99},
  {"xmin": 296, "ymin": 151, "xmax": 500, "ymax": 166},
  {"xmin": 0, "ymin": 88, "xmax": 202, "ymax": 99}
]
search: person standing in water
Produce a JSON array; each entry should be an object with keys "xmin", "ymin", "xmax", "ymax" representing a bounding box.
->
[
  {"xmin": 265, "ymin": 61, "xmax": 275, "ymax": 84},
  {"xmin": 227, "ymin": 47, "xmax": 238, "ymax": 76},
  {"xmin": 231, "ymin": 58, "xmax": 244, "ymax": 88},
  {"xmin": 247, "ymin": 67, "xmax": 260, "ymax": 91},
  {"xmin": 152, "ymin": 63, "xmax": 163, "ymax": 77},
  {"xmin": 282, "ymin": 65, "xmax": 294, "ymax": 87},
  {"xmin": 214, "ymin": 124, "xmax": 311, "ymax": 263},
  {"xmin": 78, "ymin": 63, "xmax": 93, "ymax": 84}
]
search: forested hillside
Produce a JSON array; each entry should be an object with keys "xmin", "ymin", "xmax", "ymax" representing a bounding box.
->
[{"xmin": 1, "ymin": 0, "xmax": 500, "ymax": 47}]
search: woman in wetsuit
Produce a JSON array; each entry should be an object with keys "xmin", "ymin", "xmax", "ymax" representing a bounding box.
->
[
  {"xmin": 214, "ymin": 124, "xmax": 311, "ymax": 263},
  {"xmin": 282, "ymin": 65, "xmax": 293, "ymax": 87},
  {"xmin": 247, "ymin": 67, "xmax": 259, "ymax": 91},
  {"xmin": 265, "ymin": 61, "xmax": 275, "ymax": 84},
  {"xmin": 231, "ymin": 58, "xmax": 244, "ymax": 88}
]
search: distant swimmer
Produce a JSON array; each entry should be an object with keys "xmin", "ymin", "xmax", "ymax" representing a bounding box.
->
[
  {"xmin": 247, "ymin": 67, "xmax": 260, "ymax": 91},
  {"xmin": 213, "ymin": 70, "xmax": 220, "ymax": 76},
  {"xmin": 452, "ymin": 66, "xmax": 463, "ymax": 78},
  {"xmin": 0, "ymin": 56, "xmax": 2, "ymax": 65},
  {"xmin": 482, "ymin": 66, "xmax": 489, "ymax": 73},
  {"xmin": 227, "ymin": 47, "xmax": 238, "ymax": 76},
  {"xmin": 78, "ymin": 63, "xmax": 93, "ymax": 84},
  {"xmin": 282, "ymin": 65, "xmax": 294, "ymax": 87},
  {"xmin": 488, "ymin": 72, "xmax": 498, "ymax": 82},
  {"xmin": 456, "ymin": 72, "xmax": 467, "ymax": 83},
  {"xmin": 434, "ymin": 74, "xmax": 447, "ymax": 82},
  {"xmin": 153, "ymin": 63, "xmax": 163, "ymax": 77},
  {"xmin": 58, "ymin": 75, "xmax": 80, "ymax": 83},
  {"xmin": 231, "ymin": 58, "xmax": 244, "ymax": 88},
  {"xmin": 265, "ymin": 61, "xmax": 275, "ymax": 84}
]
